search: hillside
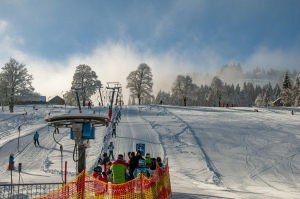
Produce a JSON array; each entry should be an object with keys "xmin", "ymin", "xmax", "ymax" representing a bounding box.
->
[{"xmin": 0, "ymin": 104, "xmax": 299, "ymax": 198}]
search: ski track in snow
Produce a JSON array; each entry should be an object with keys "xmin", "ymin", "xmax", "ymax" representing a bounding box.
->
[
  {"xmin": 138, "ymin": 105, "xmax": 223, "ymax": 196},
  {"xmin": 0, "ymin": 105, "xmax": 300, "ymax": 198},
  {"xmin": 164, "ymin": 106, "xmax": 300, "ymax": 198}
]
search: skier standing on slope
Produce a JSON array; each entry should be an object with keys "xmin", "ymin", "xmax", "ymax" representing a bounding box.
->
[
  {"xmin": 99, "ymin": 152, "xmax": 110, "ymax": 172},
  {"xmin": 110, "ymin": 154, "xmax": 128, "ymax": 184},
  {"xmin": 108, "ymin": 142, "xmax": 114, "ymax": 160},
  {"xmin": 8, "ymin": 154, "xmax": 14, "ymax": 170},
  {"xmin": 111, "ymin": 122, "xmax": 117, "ymax": 137},
  {"xmin": 34, "ymin": 131, "xmax": 40, "ymax": 147}
]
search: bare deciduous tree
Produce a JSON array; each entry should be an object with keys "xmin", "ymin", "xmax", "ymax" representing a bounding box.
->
[
  {"xmin": 172, "ymin": 75, "xmax": 194, "ymax": 106},
  {"xmin": 209, "ymin": 76, "xmax": 224, "ymax": 107},
  {"xmin": 126, "ymin": 63, "xmax": 153, "ymax": 105},
  {"xmin": 71, "ymin": 64, "xmax": 100, "ymax": 106},
  {"xmin": 1, "ymin": 58, "xmax": 34, "ymax": 112}
]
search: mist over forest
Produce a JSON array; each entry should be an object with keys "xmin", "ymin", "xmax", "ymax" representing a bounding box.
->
[
  {"xmin": 128, "ymin": 63, "xmax": 300, "ymax": 108},
  {"xmin": 188, "ymin": 63, "xmax": 298, "ymax": 88}
]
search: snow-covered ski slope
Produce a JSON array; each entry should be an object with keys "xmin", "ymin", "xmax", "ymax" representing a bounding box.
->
[{"xmin": 0, "ymin": 104, "xmax": 299, "ymax": 198}]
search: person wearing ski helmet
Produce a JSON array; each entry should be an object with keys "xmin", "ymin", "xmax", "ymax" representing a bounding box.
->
[
  {"xmin": 99, "ymin": 152, "xmax": 110, "ymax": 172},
  {"xmin": 92, "ymin": 166, "xmax": 108, "ymax": 196},
  {"xmin": 129, "ymin": 150, "xmax": 144, "ymax": 179},
  {"xmin": 156, "ymin": 157, "xmax": 164, "ymax": 169},
  {"xmin": 93, "ymin": 166, "xmax": 108, "ymax": 183},
  {"xmin": 145, "ymin": 153, "xmax": 151, "ymax": 168},
  {"xmin": 108, "ymin": 142, "xmax": 114, "ymax": 160},
  {"xmin": 133, "ymin": 159, "xmax": 150, "ymax": 178},
  {"xmin": 92, "ymin": 166, "xmax": 102, "ymax": 179},
  {"xmin": 147, "ymin": 158, "xmax": 157, "ymax": 178},
  {"xmin": 110, "ymin": 154, "xmax": 128, "ymax": 184}
]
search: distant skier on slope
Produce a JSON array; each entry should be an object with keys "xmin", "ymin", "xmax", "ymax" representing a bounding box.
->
[
  {"xmin": 8, "ymin": 153, "xmax": 14, "ymax": 170},
  {"xmin": 111, "ymin": 122, "xmax": 117, "ymax": 137},
  {"xmin": 108, "ymin": 142, "xmax": 114, "ymax": 160},
  {"xmin": 34, "ymin": 131, "xmax": 40, "ymax": 147}
]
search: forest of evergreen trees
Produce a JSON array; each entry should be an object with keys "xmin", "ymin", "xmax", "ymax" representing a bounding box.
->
[{"xmin": 128, "ymin": 64, "xmax": 300, "ymax": 107}]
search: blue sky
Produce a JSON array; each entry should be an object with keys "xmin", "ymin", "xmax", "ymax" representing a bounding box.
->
[{"xmin": 0, "ymin": 0, "xmax": 300, "ymax": 102}]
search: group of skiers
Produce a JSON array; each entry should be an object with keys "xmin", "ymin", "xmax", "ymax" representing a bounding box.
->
[
  {"xmin": 92, "ymin": 105, "xmax": 165, "ymax": 184},
  {"xmin": 110, "ymin": 109, "xmax": 121, "ymax": 138},
  {"xmin": 94, "ymin": 146, "xmax": 164, "ymax": 184}
]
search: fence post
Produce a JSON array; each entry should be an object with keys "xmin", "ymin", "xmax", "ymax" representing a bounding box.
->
[
  {"xmin": 140, "ymin": 174, "xmax": 143, "ymax": 199},
  {"xmin": 64, "ymin": 161, "xmax": 67, "ymax": 185},
  {"xmin": 80, "ymin": 170, "xmax": 85, "ymax": 199}
]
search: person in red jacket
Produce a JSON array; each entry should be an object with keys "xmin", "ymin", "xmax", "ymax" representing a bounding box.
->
[{"xmin": 92, "ymin": 166, "xmax": 108, "ymax": 196}]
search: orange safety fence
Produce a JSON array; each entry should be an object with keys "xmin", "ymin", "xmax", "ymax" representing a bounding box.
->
[{"xmin": 37, "ymin": 160, "xmax": 171, "ymax": 199}]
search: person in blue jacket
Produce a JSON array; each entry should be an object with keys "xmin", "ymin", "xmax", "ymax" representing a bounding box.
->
[
  {"xmin": 133, "ymin": 159, "xmax": 150, "ymax": 178},
  {"xmin": 34, "ymin": 131, "xmax": 40, "ymax": 147},
  {"xmin": 8, "ymin": 153, "xmax": 14, "ymax": 170}
]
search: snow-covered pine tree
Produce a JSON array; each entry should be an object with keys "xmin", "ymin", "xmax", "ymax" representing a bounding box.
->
[
  {"xmin": 155, "ymin": 90, "xmax": 162, "ymax": 104},
  {"xmin": 293, "ymin": 76, "xmax": 300, "ymax": 106},
  {"xmin": 274, "ymin": 83, "xmax": 281, "ymax": 99},
  {"xmin": 255, "ymin": 93, "xmax": 264, "ymax": 107},
  {"xmin": 282, "ymin": 71, "xmax": 291, "ymax": 89},
  {"xmin": 281, "ymin": 71, "xmax": 293, "ymax": 106}
]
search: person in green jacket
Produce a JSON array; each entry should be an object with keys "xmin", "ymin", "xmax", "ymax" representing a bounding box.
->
[
  {"xmin": 145, "ymin": 153, "xmax": 151, "ymax": 169},
  {"xmin": 110, "ymin": 154, "xmax": 128, "ymax": 184}
]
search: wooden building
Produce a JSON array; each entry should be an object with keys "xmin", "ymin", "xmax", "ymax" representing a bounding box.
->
[{"xmin": 49, "ymin": 95, "xmax": 65, "ymax": 105}]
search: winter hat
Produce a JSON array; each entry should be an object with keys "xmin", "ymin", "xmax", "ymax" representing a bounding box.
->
[
  {"xmin": 118, "ymin": 154, "xmax": 123, "ymax": 160},
  {"xmin": 93, "ymin": 166, "xmax": 102, "ymax": 172}
]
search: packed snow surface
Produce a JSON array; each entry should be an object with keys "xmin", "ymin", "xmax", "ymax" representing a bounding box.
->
[{"xmin": 0, "ymin": 104, "xmax": 299, "ymax": 198}]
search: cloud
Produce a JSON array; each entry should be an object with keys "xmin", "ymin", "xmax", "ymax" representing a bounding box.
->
[
  {"xmin": 1, "ymin": 14, "xmax": 299, "ymax": 105},
  {"xmin": 0, "ymin": 20, "xmax": 8, "ymax": 34},
  {"xmin": 0, "ymin": 19, "xmax": 227, "ymax": 104}
]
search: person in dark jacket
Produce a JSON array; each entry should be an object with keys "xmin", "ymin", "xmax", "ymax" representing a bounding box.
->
[
  {"xmin": 129, "ymin": 150, "xmax": 144, "ymax": 179},
  {"xmin": 147, "ymin": 158, "xmax": 157, "ymax": 178},
  {"xmin": 99, "ymin": 152, "xmax": 110, "ymax": 172},
  {"xmin": 156, "ymin": 157, "xmax": 164, "ymax": 169}
]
